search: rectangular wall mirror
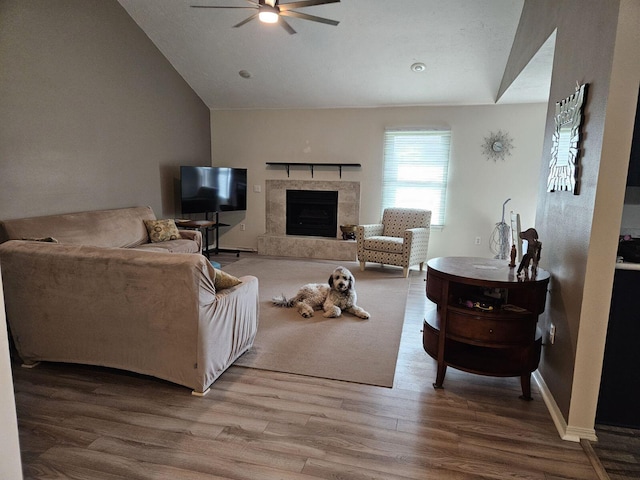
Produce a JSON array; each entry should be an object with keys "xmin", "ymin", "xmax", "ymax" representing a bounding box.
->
[{"xmin": 547, "ymin": 83, "xmax": 588, "ymax": 194}]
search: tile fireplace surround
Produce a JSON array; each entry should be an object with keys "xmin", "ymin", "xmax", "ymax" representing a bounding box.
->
[{"xmin": 257, "ymin": 180, "xmax": 359, "ymax": 261}]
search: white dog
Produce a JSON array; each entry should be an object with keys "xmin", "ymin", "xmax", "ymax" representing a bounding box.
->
[{"xmin": 272, "ymin": 266, "xmax": 370, "ymax": 319}]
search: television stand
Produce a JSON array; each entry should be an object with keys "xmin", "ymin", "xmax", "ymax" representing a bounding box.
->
[
  {"xmin": 178, "ymin": 212, "xmax": 239, "ymax": 258},
  {"xmin": 207, "ymin": 211, "xmax": 240, "ymax": 257}
]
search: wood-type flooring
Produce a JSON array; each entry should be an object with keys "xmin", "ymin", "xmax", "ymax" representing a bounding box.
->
[
  {"xmin": 592, "ymin": 424, "xmax": 640, "ymax": 479},
  {"xmin": 10, "ymin": 253, "xmax": 608, "ymax": 479}
]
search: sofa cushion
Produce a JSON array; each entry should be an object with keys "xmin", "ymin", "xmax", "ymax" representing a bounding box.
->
[
  {"xmin": 363, "ymin": 236, "xmax": 404, "ymax": 254},
  {"xmin": 133, "ymin": 239, "xmax": 200, "ymax": 254},
  {"xmin": 144, "ymin": 219, "xmax": 182, "ymax": 243}
]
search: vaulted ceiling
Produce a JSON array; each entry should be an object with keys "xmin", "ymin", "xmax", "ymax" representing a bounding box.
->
[{"xmin": 118, "ymin": 0, "xmax": 553, "ymax": 109}]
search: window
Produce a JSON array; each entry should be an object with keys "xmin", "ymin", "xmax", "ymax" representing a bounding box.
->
[{"xmin": 382, "ymin": 128, "xmax": 451, "ymax": 226}]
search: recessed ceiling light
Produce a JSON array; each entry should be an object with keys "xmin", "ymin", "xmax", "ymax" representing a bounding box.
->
[
  {"xmin": 239, "ymin": 70, "xmax": 252, "ymax": 79},
  {"xmin": 411, "ymin": 62, "xmax": 426, "ymax": 73}
]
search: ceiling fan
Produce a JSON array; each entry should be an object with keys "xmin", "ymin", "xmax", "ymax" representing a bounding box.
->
[{"xmin": 191, "ymin": 0, "xmax": 340, "ymax": 35}]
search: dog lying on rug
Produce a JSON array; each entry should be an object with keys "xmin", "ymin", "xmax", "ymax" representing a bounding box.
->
[{"xmin": 272, "ymin": 266, "xmax": 370, "ymax": 319}]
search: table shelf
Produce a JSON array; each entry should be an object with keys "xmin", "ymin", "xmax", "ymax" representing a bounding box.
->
[
  {"xmin": 423, "ymin": 313, "xmax": 543, "ymax": 378},
  {"xmin": 176, "ymin": 215, "xmax": 236, "ymax": 258}
]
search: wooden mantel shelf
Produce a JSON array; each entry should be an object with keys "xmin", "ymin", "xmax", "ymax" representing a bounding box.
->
[{"xmin": 266, "ymin": 162, "xmax": 361, "ymax": 178}]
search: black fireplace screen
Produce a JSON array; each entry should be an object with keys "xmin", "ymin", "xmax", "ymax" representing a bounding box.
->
[{"xmin": 286, "ymin": 190, "xmax": 338, "ymax": 237}]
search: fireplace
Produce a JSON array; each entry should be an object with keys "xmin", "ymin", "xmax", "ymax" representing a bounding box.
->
[
  {"xmin": 258, "ymin": 179, "xmax": 360, "ymax": 261},
  {"xmin": 286, "ymin": 190, "xmax": 338, "ymax": 237}
]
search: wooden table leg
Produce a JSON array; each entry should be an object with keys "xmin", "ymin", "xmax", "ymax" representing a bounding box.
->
[
  {"xmin": 433, "ymin": 363, "xmax": 447, "ymax": 389},
  {"xmin": 433, "ymin": 291, "xmax": 449, "ymax": 390},
  {"xmin": 519, "ymin": 372, "xmax": 533, "ymax": 400}
]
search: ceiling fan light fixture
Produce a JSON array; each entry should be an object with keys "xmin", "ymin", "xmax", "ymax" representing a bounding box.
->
[
  {"xmin": 193, "ymin": 0, "xmax": 339, "ymax": 34},
  {"xmin": 258, "ymin": 6, "xmax": 279, "ymax": 23}
]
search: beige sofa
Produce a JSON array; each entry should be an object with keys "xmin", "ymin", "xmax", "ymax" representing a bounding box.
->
[{"xmin": 0, "ymin": 206, "xmax": 258, "ymax": 395}]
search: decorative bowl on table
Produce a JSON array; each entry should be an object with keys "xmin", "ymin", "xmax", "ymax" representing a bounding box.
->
[{"xmin": 340, "ymin": 224, "xmax": 357, "ymax": 240}]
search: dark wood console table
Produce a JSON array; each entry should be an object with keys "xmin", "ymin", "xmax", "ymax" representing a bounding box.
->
[{"xmin": 423, "ymin": 257, "xmax": 550, "ymax": 400}]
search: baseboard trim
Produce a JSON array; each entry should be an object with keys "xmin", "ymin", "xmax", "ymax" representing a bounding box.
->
[{"xmin": 533, "ymin": 371, "xmax": 597, "ymax": 442}]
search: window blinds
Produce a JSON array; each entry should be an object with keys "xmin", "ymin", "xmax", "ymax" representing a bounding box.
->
[{"xmin": 382, "ymin": 129, "xmax": 451, "ymax": 226}]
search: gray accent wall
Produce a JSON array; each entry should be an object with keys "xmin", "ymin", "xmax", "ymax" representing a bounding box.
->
[
  {"xmin": 0, "ymin": 0, "xmax": 211, "ymax": 221},
  {"xmin": 503, "ymin": 0, "xmax": 640, "ymax": 439}
]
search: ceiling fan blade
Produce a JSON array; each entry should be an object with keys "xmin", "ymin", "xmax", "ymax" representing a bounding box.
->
[
  {"xmin": 191, "ymin": 5, "xmax": 257, "ymax": 9},
  {"xmin": 278, "ymin": 0, "xmax": 339, "ymax": 10},
  {"xmin": 279, "ymin": 10, "xmax": 339, "ymax": 26},
  {"xmin": 279, "ymin": 17, "xmax": 297, "ymax": 34},
  {"xmin": 233, "ymin": 12, "xmax": 259, "ymax": 27},
  {"xmin": 192, "ymin": 0, "xmax": 257, "ymax": 5}
]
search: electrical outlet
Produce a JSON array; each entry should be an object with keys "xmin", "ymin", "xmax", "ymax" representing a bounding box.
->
[
  {"xmin": 549, "ymin": 324, "xmax": 556, "ymax": 344},
  {"xmin": 475, "ymin": 236, "xmax": 481, "ymax": 245},
  {"xmin": 240, "ymin": 223, "xmax": 246, "ymax": 231}
]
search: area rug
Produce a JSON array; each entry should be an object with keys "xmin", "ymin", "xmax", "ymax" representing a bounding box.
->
[{"xmin": 223, "ymin": 256, "xmax": 410, "ymax": 387}]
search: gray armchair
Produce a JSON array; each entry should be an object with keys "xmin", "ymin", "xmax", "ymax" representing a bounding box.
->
[{"xmin": 357, "ymin": 208, "xmax": 431, "ymax": 277}]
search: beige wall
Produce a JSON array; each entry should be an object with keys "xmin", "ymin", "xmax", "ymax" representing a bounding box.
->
[
  {"xmin": 211, "ymin": 103, "xmax": 547, "ymax": 258},
  {"xmin": 0, "ymin": 1, "xmax": 211, "ymax": 466},
  {"xmin": 0, "ymin": 0, "xmax": 211, "ymax": 221},
  {"xmin": 504, "ymin": 0, "xmax": 640, "ymax": 439}
]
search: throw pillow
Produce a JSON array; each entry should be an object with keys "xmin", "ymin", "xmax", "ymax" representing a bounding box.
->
[
  {"xmin": 144, "ymin": 219, "xmax": 182, "ymax": 243},
  {"xmin": 214, "ymin": 268, "xmax": 242, "ymax": 290}
]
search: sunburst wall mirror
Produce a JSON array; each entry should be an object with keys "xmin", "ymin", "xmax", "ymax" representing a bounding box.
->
[
  {"xmin": 547, "ymin": 83, "xmax": 588, "ymax": 194},
  {"xmin": 482, "ymin": 130, "xmax": 513, "ymax": 161}
]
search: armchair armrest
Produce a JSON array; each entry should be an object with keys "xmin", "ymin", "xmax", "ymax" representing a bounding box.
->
[
  {"xmin": 403, "ymin": 227, "xmax": 431, "ymax": 259},
  {"xmin": 403, "ymin": 227, "xmax": 430, "ymax": 245},
  {"xmin": 404, "ymin": 226, "xmax": 429, "ymax": 236}
]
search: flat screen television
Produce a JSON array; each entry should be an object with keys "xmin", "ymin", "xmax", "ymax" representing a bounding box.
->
[{"xmin": 180, "ymin": 166, "xmax": 247, "ymax": 214}]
